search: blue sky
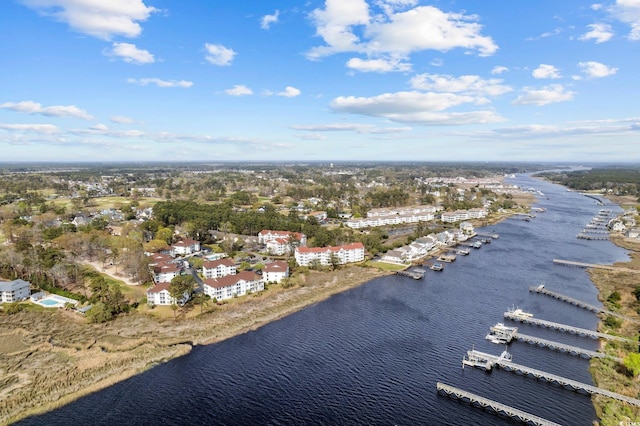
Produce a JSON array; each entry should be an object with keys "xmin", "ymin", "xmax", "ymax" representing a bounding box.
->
[{"xmin": 0, "ymin": 0, "xmax": 639, "ymax": 163}]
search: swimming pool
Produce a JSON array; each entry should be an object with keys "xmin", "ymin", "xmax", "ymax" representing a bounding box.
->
[{"xmin": 34, "ymin": 295, "xmax": 79, "ymax": 308}]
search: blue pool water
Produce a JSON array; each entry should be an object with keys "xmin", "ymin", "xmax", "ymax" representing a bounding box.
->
[{"xmin": 38, "ymin": 298, "xmax": 60, "ymax": 306}]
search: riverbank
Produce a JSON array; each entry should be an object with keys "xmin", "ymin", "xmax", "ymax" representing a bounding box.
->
[
  {"xmin": 0, "ymin": 266, "xmax": 389, "ymax": 425},
  {"xmin": 588, "ymin": 234, "xmax": 640, "ymax": 425}
]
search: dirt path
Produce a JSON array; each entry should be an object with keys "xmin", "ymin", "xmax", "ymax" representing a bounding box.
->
[{"xmin": 83, "ymin": 260, "xmax": 141, "ymax": 286}]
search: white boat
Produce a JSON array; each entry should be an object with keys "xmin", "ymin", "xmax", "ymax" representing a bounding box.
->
[{"xmin": 508, "ymin": 306, "xmax": 534, "ymax": 319}]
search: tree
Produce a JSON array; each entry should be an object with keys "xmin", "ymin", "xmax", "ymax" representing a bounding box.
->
[
  {"xmin": 85, "ymin": 302, "xmax": 114, "ymax": 323},
  {"xmin": 329, "ymin": 253, "xmax": 341, "ymax": 271},
  {"xmin": 169, "ymin": 275, "xmax": 196, "ymax": 306},
  {"xmin": 623, "ymin": 353, "xmax": 640, "ymax": 378}
]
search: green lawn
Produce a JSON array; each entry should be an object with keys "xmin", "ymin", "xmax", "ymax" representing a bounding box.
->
[{"xmin": 366, "ymin": 260, "xmax": 407, "ymax": 271}]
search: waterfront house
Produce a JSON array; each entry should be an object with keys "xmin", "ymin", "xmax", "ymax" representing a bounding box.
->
[
  {"xmin": 203, "ymin": 271, "xmax": 264, "ymax": 301},
  {"xmin": 202, "ymin": 258, "xmax": 236, "ymax": 279},
  {"xmin": 147, "ymin": 282, "xmax": 189, "ymax": 306},
  {"xmin": 294, "ymin": 242, "xmax": 365, "ymax": 267},
  {"xmin": 262, "ymin": 261, "xmax": 289, "ymax": 283},
  {"xmin": 0, "ymin": 279, "xmax": 30, "ymax": 303}
]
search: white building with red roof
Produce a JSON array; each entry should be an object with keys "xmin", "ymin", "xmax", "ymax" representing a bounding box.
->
[
  {"xmin": 294, "ymin": 242, "xmax": 365, "ymax": 267},
  {"xmin": 152, "ymin": 262, "xmax": 182, "ymax": 284},
  {"xmin": 202, "ymin": 258, "xmax": 236, "ymax": 279},
  {"xmin": 171, "ymin": 238, "xmax": 201, "ymax": 257},
  {"xmin": 146, "ymin": 282, "xmax": 189, "ymax": 306},
  {"xmin": 262, "ymin": 261, "xmax": 289, "ymax": 283},
  {"xmin": 203, "ymin": 271, "xmax": 264, "ymax": 301},
  {"xmin": 258, "ymin": 230, "xmax": 307, "ymax": 255}
]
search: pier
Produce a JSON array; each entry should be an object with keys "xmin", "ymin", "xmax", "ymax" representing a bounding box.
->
[
  {"xmin": 436, "ymin": 382, "xmax": 561, "ymax": 426},
  {"xmin": 576, "ymin": 233, "xmax": 609, "ymax": 240},
  {"xmin": 553, "ymin": 259, "xmax": 640, "ymax": 274},
  {"xmin": 530, "ymin": 284, "xmax": 640, "ymax": 323},
  {"xmin": 504, "ymin": 310, "xmax": 634, "ymax": 343},
  {"xmin": 486, "ymin": 323, "xmax": 619, "ymax": 360},
  {"xmin": 513, "ymin": 333, "xmax": 620, "ymax": 361},
  {"xmin": 476, "ymin": 232, "xmax": 499, "ymax": 239},
  {"xmin": 437, "ymin": 254, "xmax": 457, "ymax": 263},
  {"xmin": 463, "ymin": 350, "xmax": 640, "ymax": 407}
]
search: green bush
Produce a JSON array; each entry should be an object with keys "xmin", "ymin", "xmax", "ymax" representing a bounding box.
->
[
  {"xmin": 603, "ymin": 316, "xmax": 622, "ymax": 329},
  {"xmin": 3, "ymin": 303, "xmax": 25, "ymax": 315}
]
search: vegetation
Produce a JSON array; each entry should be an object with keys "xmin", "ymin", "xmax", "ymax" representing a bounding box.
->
[{"xmin": 540, "ymin": 167, "xmax": 640, "ymax": 199}]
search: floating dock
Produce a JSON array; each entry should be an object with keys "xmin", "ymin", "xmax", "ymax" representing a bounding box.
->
[
  {"xmin": 462, "ymin": 350, "xmax": 640, "ymax": 407},
  {"xmin": 504, "ymin": 310, "xmax": 635, "ymax": 343},
  {"xmin": 436, "ymin": 382, "xmax": 561, "ymax": 426},
  {"xmin": 530, "ymin": 284, "xmax": 640, "ymax": 323},
  {"xmin": 437, "ymin": 254, "xmax": 456, "ymax": 263}
]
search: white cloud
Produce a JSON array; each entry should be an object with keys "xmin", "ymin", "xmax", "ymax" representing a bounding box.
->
[
  {"xmin": 346, "ymin": 57, "xmax": 411, "ymax": 72},
  {"xmin": 410, "ymin": 73, "xmax": 512, "ymax": 96},
  {"xmin": 107, "ymin": 42, "xmax": 155, "ymax": 64},
  {"xmin": 111, "ymin": 115, "xmax": 136, "ymax": 124},
  {"xmin": 225, "ymin": 85, "xmax": 253, "ymax": 96},
  {"xmin": 20, "ymin": 0, "xmax": 157, "ymax": 40},
  {"xmin": 592, "ymin": 4, "xmax": 604, "ymax": 11},
  {"xmin": 204, "ymin": 43, "xmax": 236, "ymax": 66},
  {"xmin": 610, "ymin": 0, "xmax": 640, "ymax": 40},
  {"xmin": 512, "ymin": 84, "xmax": 575, "ymax": 106},
  {"xmin": 579, "ymin": 23, "xmax": 614, "ymax": 43},
  {"xmin": 0, "ymin": 101, "xmax": 93, "ymax": 120},
  {"xmin": 277, "ymin": 86, "xmax": 302, "ymax": 97},
  {"xmin": 491, "ymin": 66, "xmax": 509, "ymax": 75},
  {"xmin": 90, "ymin": 123, "xmax": 108, "ymax": 132},
  {"xmin": 578, "ymin": 61, "xmax": 618, "ymax": 78},
  {"xmin": 127, "ymin": 78, "xmax": 193, "ymax": 88},
  {"xmin": 532, "ymin": 64, "xmax": 561, "ymax": 79},
  {"xmin": 307, "ymin": 2, "xmax": 497, "ymax": 70},
  {"xmin": 479, "ymin": 117, "xmax": 640, "ymax": 139},
  {"xmin": 261, "ymin": 10, "xmax": 280, "ymax": 29},
  {"xmin": 328, "ymin": 90, "xmax": 504, "ymax": 125},
  {"xmin": 291, "ymin": 123, "xmax": 410, "ymax": 133},
  {"xmin": 298, "ymin": 133, "xmax": 328, "ymax": 140},
  {"xmin": 0, "ymin": 123, "xmax": 60, "ymax": 134}
]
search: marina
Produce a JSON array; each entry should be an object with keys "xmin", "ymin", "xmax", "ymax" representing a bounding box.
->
[
  {"xmin": 436, "ymin": 382, "xmax": 561, "ymax": 426},
  {"xmin": 395, "ymin": 268, "xmax": 425, "ymax": 280}
]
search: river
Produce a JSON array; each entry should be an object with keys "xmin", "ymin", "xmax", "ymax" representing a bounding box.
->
[{"xmin": 19, "ymin": 174, "xmax": 630, "ymax": 425}]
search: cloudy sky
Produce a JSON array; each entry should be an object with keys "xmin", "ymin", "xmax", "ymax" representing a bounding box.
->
[{"xmin": 1, "ymin": 0, "xmax": 639, "ymax": 162}]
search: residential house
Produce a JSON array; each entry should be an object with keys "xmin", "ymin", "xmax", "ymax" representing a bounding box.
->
[
  {"xmin": 294, "ymin": 242, "xmax": 365, "ymax": 267},
  {"xmin": 147, "ymin": 282, "xmax": 189, "ymax": 306},
  {"xmin": 203, "ymin": 271, "xmax": 264, "ymax": 301},
  {"xmin": 202, "ymin": 258, "xmax": 236, "ymax": 279},
  {"xmin": 0, "ymin": 279, "xmax": 30, "ymax": 303},
  {"xmin": 258, "ymin": 230, "xmax": 307, "ymax": 255},
  {"xmin": 153, "ymin": 262, "xmax": 182, "ymax": 284},
  {"xmin": 381, "ymin": 249, "xmax": 407, "ymax": 264},
  {"xmin": 262, "ymin": 261, "xmax": 289, "ymax": 283},
  {"xmin": 171, "ymin": 238, "xmax": 201, "ymax": 257}
]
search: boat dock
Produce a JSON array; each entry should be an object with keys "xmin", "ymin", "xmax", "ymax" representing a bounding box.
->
[
  {"xmin": 576, "ymin": 233, "xmax": 609, "ymax": 240},
  {"xmin": 395, "ymin": 268, "xmax": 425, "ymax": 280},
  {"xmin": 463, "ymin": 350, "xmax": 640, "ymax": 407},
  {"xmin": 553, "ymin": 258, "xmax": 640, "ymax": 275},
  {"xmin": 504, "ymin": 310, "xmax": 634, "ymax": 343},
  {"xmin": 456, "ymin": 248, "xmax": 470, "ymax": 256},
  {"xmin": 437, "ymin": 254, "xmax": 457, "ymax": 263},
  {"xmin": 513, "ymin": 333, "xmax": 620, "ymax": 361},
  {"xmin": 436, "ymin": 382, "xmax": 561, "ymax": 426},
  {"xmin": 530, "ymin": 284, "xmax": 640, "ymax": 323},
  {"xmin": 476, "ymin": 232, "xmax": 499, "ymax": 239},
  {"xmin": 485, "ymin": 323, "xmax": 619, "ymax": 360}
]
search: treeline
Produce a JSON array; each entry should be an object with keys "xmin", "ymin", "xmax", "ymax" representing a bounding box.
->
[
  {"xmin": 542, "ymin": 168, "xmax": 640, "ymax": 197},
  {"xmin": 152, "ymin": 200, "xmax": 397, "ymax": 254}
]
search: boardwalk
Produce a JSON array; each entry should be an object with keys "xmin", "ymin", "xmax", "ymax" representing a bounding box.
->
[
  {"xmin": 553, "ymin": 258, "xmax": 640, "ymax": 275},
  {"xmin": 436, "ymin": 382, "xmax": 561, "ymax": 426},
  {"xmin": 504, "ymin": 310, "xmax": 634, "ymax": 343},
  {"xmin": 465, "ymin": 350, "xmax": 640, "ymax": 407},
  {"xmin": 530, "ymin": 285, "xmax": 640, "ymax": 324}
]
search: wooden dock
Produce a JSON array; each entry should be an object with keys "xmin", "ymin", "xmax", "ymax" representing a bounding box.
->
[
  {"xmin": 436, "ymin": 382, "xmax": 561, "ymax": 426},
  {"xmin": 464, "ymin": 350, "xmax": 640, "ymax": 407},
  {"xmin": 395, "ymin": 269, "xmax": 424, "ymax": 280},
  {"xmin": 513, "ymin": 333, "xmax": 620, "ymax": 361},
  {"xmin": 530, "ymin": 284, "xmax": 640, "ymax": 324},
  {"xmin": 504, "ymin": 310, "xmax": 635, "ymax": 343},
  {"xmin": 553, "ymin": 258, "xmax": 640, "ymax": 275}
]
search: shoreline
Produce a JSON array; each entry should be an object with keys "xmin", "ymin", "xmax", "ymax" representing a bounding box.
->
[{"xmin": 0, "ymin": 196, "xmax": 534, "ymax": 424}]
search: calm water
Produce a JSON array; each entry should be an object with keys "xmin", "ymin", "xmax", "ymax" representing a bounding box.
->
[{"xmin": 20, "ymin": 174, "xmax": 630, "ymax": 425}]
